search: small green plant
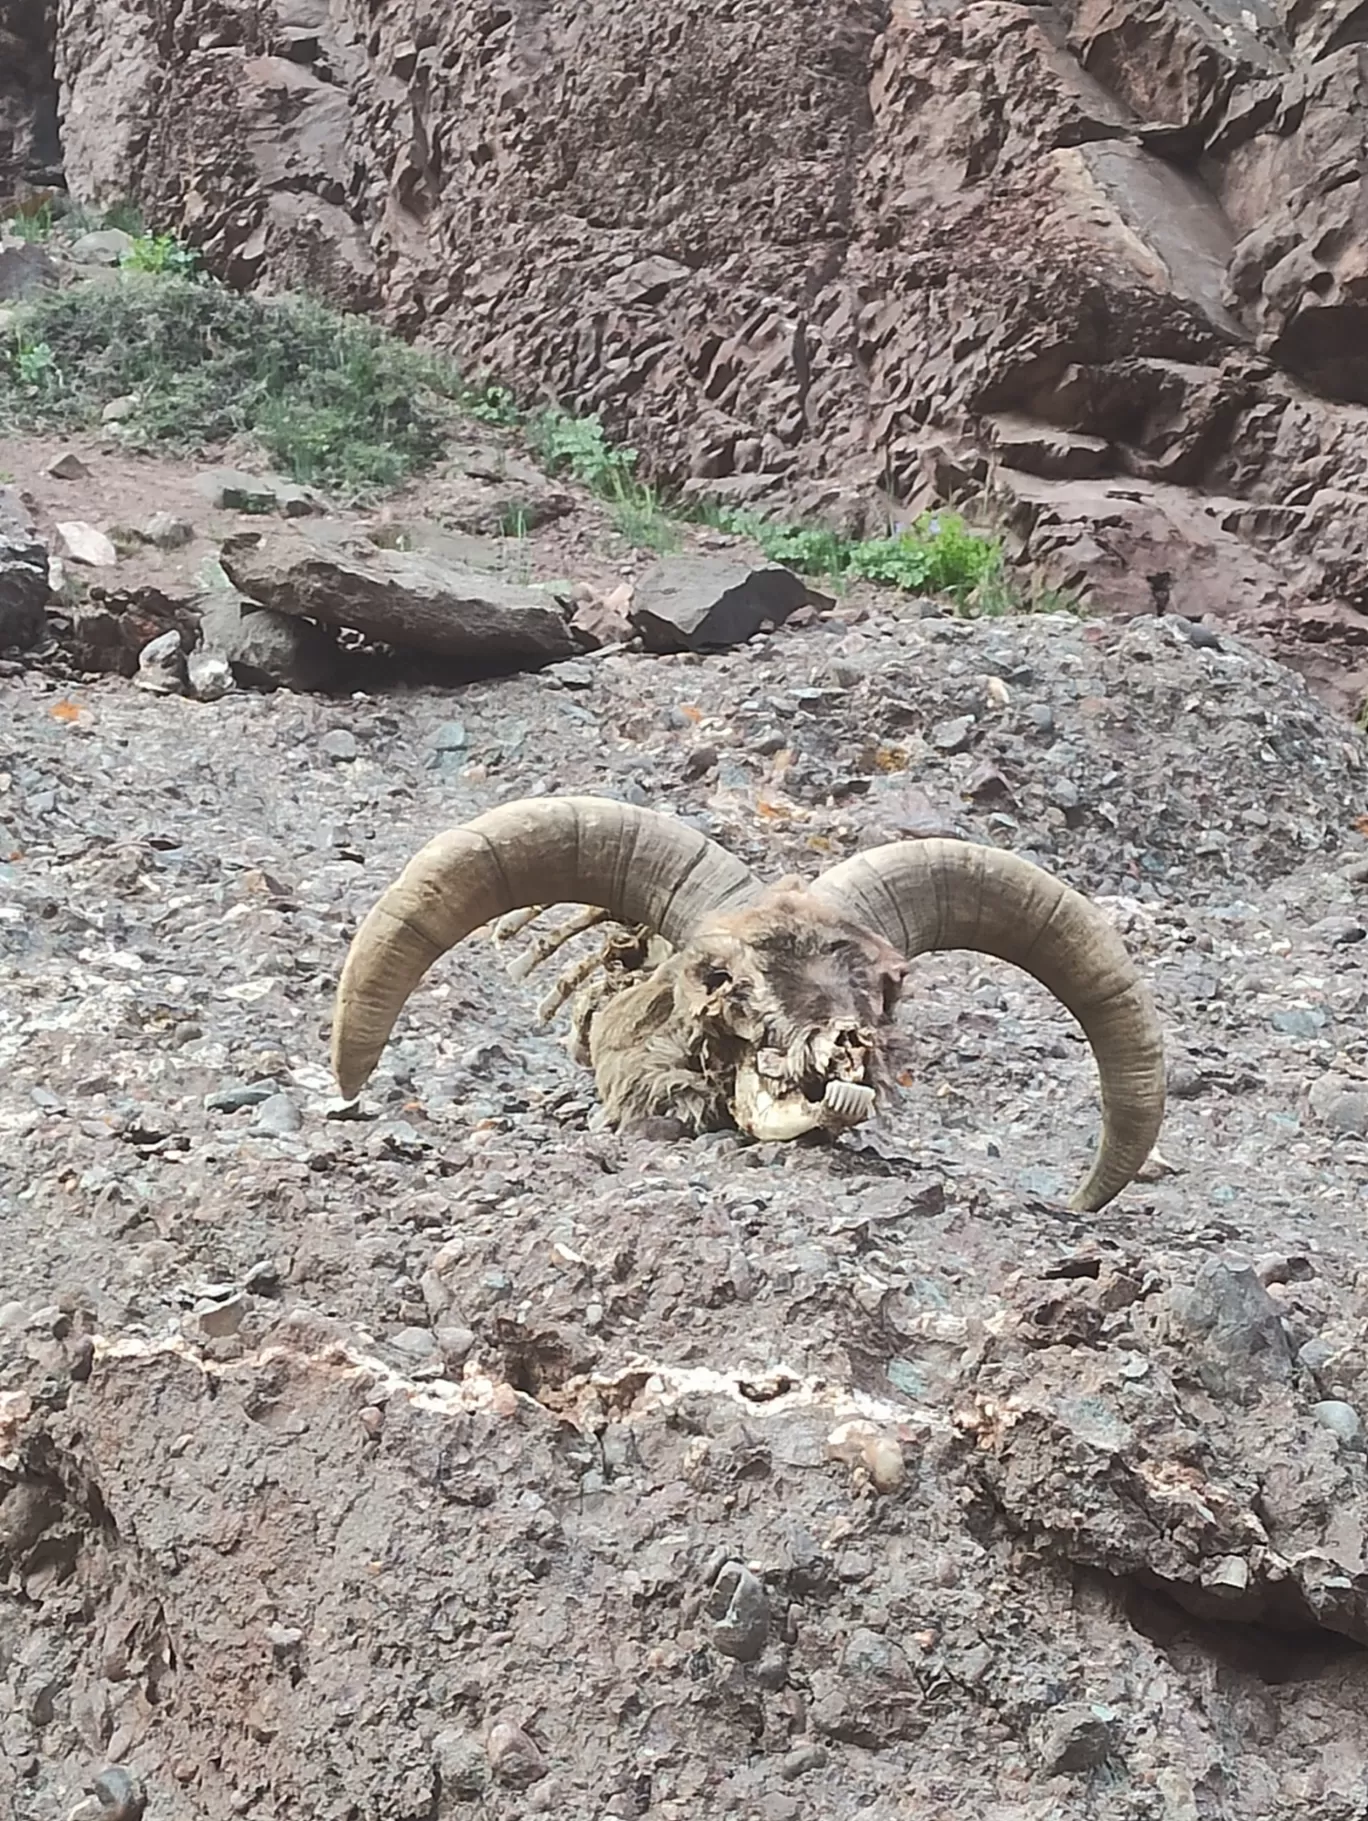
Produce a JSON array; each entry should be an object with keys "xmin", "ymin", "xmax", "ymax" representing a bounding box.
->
[
  {"xmin": 846, "ymin": 514, "xmax": 1004, "ymax": 599},
  {"xmin": 526, "ymin": 403, "xmax": 639, "ymax": 495},
  {"xmin": 10, "ymin": 333, "xmax": 59, "ymax": 391},
  {"xmin": 465, "ymin": 383, "xmax": 521, "ymax": 428},
  {"xmin": 5, "ymin": 203, "xmax": 53, "ymax": 243},
  {"xmin": 609, "ymin": 483, "xmax": 681, "ymax": 554},
  {"xmin": 120, "ymin": 232, "xmax": 200, "ymax": 277},
  {"xmin": 498, "ymin": 502, "xmax": 532, "ymax": 539},
  {"xmin": 695, "ymin": 504, "xmax": 1010, "ymax": 607}
]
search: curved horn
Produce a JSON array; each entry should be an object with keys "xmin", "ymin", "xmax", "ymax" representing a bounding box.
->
[
  {"xmin": 812, "ymin": 841, "xmax": 1164, "ymax": 1212},
  {"xmin": 331, "ymin": 796, "xmax": 757, "ymax": 1100}
]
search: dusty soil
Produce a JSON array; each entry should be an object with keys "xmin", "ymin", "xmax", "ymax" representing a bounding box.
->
[{"xmin": 5, "ymin": 564, "xmax": 1368, "ymax": 1816}]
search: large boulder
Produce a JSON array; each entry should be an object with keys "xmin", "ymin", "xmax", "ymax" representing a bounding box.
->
[{"xmin": 218, "ymin": 524, "xmax": 578, "ymax": 669}]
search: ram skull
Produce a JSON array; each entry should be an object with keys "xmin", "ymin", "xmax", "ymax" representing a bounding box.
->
[{"xmin": 331, "ymin": 797, "xmax": 1165, "ymax": 1211}]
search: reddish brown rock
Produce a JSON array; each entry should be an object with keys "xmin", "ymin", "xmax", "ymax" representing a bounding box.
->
[{"xmin": 37, "ymin": 0, "xmax": 1368, "ymax": 708}]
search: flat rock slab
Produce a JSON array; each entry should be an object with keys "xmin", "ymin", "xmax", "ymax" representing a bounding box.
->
[
  {"xmin": 219, "ymin": 524, "xmax": 577, "ymax": 665},
  {"xmin": 629, "ymin": 555, "xmax": 833, "ymax": 653},
  {"xmin": 196, "ymin": 468, "xmax": 322, "ymax": 517}
]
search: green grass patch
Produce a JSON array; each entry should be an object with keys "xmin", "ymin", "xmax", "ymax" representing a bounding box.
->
[
  {"xmin": 0, "ymin": 269, "xmax": 476, "ymax": 494},
  {"xmin": 119, "ymin": 231, "xmax": 200, "ymax": 277},
  {"xmin": 696, "ymin": 504, "xmax": 1039, "ymax": 614}
]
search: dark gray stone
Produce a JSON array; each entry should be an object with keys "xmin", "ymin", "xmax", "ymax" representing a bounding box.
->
[
  {"xmin": 630, "ymin": 556, "xmax": 831, "ymax": 653},
  {"xmin": 0, "ymin": 532, "xmax": 49, "ymax": 651},
  {"xmin": 195, "ymin": 586, "xmax": 340, "ymax": 693}
]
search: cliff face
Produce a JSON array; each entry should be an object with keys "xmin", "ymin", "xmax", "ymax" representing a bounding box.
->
[
  {"xmin": 28, "ymin": 0, "xmax": 1368, "ymax": 704},
  {"xmin": 0, "ymin": 0, "xmax": 59, "ymax": 195}
]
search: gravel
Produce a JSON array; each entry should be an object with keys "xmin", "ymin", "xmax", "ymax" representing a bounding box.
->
[{"xmin": 3, "ymin": 600, "xmax": 1368, "ymax": 1818}]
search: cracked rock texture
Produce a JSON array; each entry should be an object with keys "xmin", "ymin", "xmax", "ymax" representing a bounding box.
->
[
  {"xmin": 4, "ymin": 597, "xmax": 1368, "ymax": 1818},
  {"xmin": 21, "ymin": 0, "xmax": 1368, "ymax": 711}
]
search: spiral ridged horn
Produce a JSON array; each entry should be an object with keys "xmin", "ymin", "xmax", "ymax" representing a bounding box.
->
[
  {"xmin": 331, "ymin": 797, "xmax": 757, "ymax": 1099},
  {"xmin": 812, "ymin": 840, "xmax": 1164, "ymax": 1212}
]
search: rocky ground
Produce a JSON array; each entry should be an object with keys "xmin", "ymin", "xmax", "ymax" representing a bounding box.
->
[{"xmin": 5, "ymin": 532, "xmax": 1368, "ymax": 1816}]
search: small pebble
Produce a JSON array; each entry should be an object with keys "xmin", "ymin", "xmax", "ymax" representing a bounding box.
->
[
  {"xmin": 319, "ymin": 728, "xmax": 360, "ymax": 763},
  {"xmin": 254, "ymin": 1092, "xmax": 303, "ymax": 1135},
  {"xmin": 707, "ymin": 1560, "xmax": 770, "ymax": 1662},
  {"xmin": 1312, "ymin": 1400, "xmax": 1365, "ymax": 1449},
  {"xmin": 486, "ymin": 1718, "xmax": 548, "ymax": 1788}
]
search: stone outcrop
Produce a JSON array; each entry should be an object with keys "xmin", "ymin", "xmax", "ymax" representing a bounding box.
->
[
  {"xmin": 218, "ymin": 523, "xmax": 579, "ymax": 668},
  {"xmin": 0, "ymin": 0, "xmax": 58, "ymax": 199},
  {"xmin": 16, "ymin": 0, "xmax": 1368, "ymax": 706}
]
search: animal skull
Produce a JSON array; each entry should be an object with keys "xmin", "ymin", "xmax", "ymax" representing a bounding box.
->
[{"xmin": 330, "ymin": 797, "xmax": 1166, "ymax": 1211}]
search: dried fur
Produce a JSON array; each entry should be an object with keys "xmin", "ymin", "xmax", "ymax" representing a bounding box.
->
[{"xmin": 562, "ymin": 888, "xmax": 909, "ymax": 1138}]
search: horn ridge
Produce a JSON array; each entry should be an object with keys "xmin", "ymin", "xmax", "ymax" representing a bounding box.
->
[
  {"xmin": 330, "ymin": 796, "xmax": 756, "ymax": 1100},
  {"xmin": 813, "ymin": 839, "xmax": 1165, "ymax": 1212}
]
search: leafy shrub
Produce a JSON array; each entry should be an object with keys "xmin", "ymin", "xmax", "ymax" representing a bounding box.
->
[
  {"xmin": 525, "ymin": 404, "xmax": 639, "ymax": 495},
  {"xmin": 119, "ymin": 232, "xmax": 199, "ymax": 277},
  {"xmin": 0, "ymin": 275, "xmax": 470, "ymax": 494},
  {"xmin": 702, "ymin": 505, "xmax": 1009, "ymax": 606}
]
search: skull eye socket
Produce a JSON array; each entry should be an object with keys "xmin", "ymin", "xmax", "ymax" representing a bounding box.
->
[
  {"xmin": 881, "ymin": 974, "xmax": 903, "ymax": 1017},
  {"xmin": 702, "ymin": 966, "xmax": 732, "ymax": 992}
]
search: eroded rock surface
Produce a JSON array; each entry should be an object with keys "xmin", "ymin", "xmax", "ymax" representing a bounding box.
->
[
  {"xmin": 31, "ymin": 0, "xmax": 1368, "ymax": 708},
  {"xmin": 4, "ymin": 603, "xmax": 1368, "ymax": 1816}
]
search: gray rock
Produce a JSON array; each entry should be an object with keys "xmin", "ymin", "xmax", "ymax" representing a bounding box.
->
[
  {"xmin": 1308, "ymin": 1072, "xmax": 1368, "ymax": 1136},
  {"xmin": 219, "ymin": 524, "xmax": 578, "ymax": 665},
  {"xmin": 194, "ymin": 1293, "xmax": 247, "ymax": 1340},
  {"xmin": 69, "ymin": 228, "xmax": 135, "ymax": 265},
  {"xmin": 205, "ymin": 1082, "xmax": 276, "ymax": 1113},
  {"xmin": 141, "ymin": 512, "xmax": 195, "ymax": 550},
  {"xmin": 197, "ymin": 469, "xmax": 282, "ymax": 514},
  {"xmin": 1311, "ymin": 915, "xmax": 1366, "ymax": 945},
  {"xmin": 133, "ymin": 629, "xmax": 186, "ymax": 696},
  {"xmin": 1271, "ymin": 1007, "xmax": 1325, "ymax": 1038},
  {"xmin": 55, "ymin": 520, "xmax": 117, "ymax": 566},
  {"xmin": 0, "ymin": 531, "xmax": 51, "ymax": 650},
  {"xmin": 91, "ymin": 1764, "xmax": 144, "ymax": 1820},
  {"xmin": 707, "ymin": 1560, "xmax": 770, "ymax": 1661},
  {"xmin": 388, "ymin": 1326, "xmax": 438, "ymax": 1361},
  {"xmin": 432, "ymin": 1728, "xmax": 487, "ymax": 1799},
  {"xmin": 45, "ymin": 450, "xmax": 90, "ymax": 481},
  {"xmin": 435, "ymin": 1325, "xmax": 476, "ymax": 1364},
  {"xmin": 1299, "ymin": 1337, "xmax": 1337, "ymax": 1374},
  {"xmin": 630, "ymin": 555, "xmax": 831, "ymax": 653},
  {"xmin": 485, "ymin": 1718, "xmax": 547, "ymax": 1789},
  {"xmin": 1165, "ymin": 1259, "xmax": 1292, "ymax": 1392},
  {"xmin": 254, "ymin": 1092, "xmax": 303, "ymax": 1135},
  {"xmin": 1034, "ymin": 1702, "xmax": 1121, "ymax": 1774},
  {"xmin": 0, "ymin": 242, "xmax": 59, "ymax": 301},
  {"xmin": 543, "ymin": 659, "xmax": 595, "ymax": 689},
  {"xmin": 429, "ymin": 720, "xmax": 468, "ymax": 752},
  {"xmin": 931, "ymin": 714, "xmax": 975, "ymax": 753},
  {"xmin": 1312, "ymin": 1400, "xmax": 1365, "ymax": 1449},
  {"xmin": 194, "ymin": 587, "xmax": 339, "ymax": 693},
  {"xmin": 186, "ymin": 645, "xmax": 235, "ymax": 701},
  {"xmin": 319, "ymin": 729, "xmax": 359, "ymax": 763}
]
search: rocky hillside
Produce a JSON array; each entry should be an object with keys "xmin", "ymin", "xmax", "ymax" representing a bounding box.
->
[
  {"xmin": 6, "ymin": 0, "xmax": 1368, "ymax": 711},
  {"xmin": 5, "ymin": 8, "xmax": 1368, "ymax": 1821}
]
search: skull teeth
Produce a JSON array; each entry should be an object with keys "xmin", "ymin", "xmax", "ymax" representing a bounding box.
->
[{"xmin": 822, "ymin": 1080, "xmax": 876, "ymax": 1125}]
